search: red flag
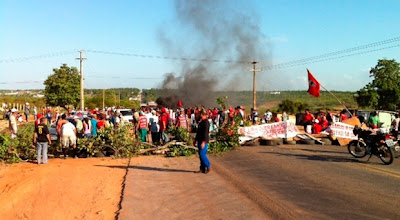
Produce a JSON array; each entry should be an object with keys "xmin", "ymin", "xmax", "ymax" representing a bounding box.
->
[
  {"xmin": 177, "ymin": 100, "xmax": 182, "ymax": 107},
  {"xmin": 307, "ymin": 69, "xmax": 320, "ymax": 97}
]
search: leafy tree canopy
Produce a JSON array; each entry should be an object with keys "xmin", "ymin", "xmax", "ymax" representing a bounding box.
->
[
  {"xmin": 356, "ymin": 59, "xmax": 400, "ymax": 110},
  {"xmin": 44, "ymin": 64, "xmax": 80, "ymax": 109}
]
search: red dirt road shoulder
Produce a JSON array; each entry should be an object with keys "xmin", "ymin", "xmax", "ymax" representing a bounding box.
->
[{"xmin": 0, "ymin": 158, "xmax": 129, "ymax": 220}]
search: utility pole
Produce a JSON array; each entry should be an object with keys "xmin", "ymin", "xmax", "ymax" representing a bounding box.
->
[
  {"xmin": 76, "ymin": 50, "xmax": 87, "ymax": 110},
  {"xmin": 249, "ymin": 61, "xmax": 261, "ymax": 109}
]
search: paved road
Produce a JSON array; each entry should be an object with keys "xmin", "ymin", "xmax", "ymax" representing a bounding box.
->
[
  {"xmin": 213, "ymin": 144, "xmax": 400, "ymax": 219},
  {"xmin": 119, "ymin": 144, "xmax": 400, "ymax": 219},
  {"xmin": 119, "ymin": 156, "xmax": 268, "ymax": 220}
]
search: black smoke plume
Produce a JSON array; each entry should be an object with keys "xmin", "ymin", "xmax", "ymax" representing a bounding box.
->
[{"xmin": 157, "ymin": 0, "xmax": 271, "ymax": 108}]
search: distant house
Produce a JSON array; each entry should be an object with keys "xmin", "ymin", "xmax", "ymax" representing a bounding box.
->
[
  {"xmin": 129, "ymin": 97, "xmax": 140, "ymax": 101},
  {"xmin": 269, "ymin": 91, "xmax": 281, "ymax": 95},
  {"xmin": 4, "ymin": 92, "xmax": 18, "ymax": 96}
]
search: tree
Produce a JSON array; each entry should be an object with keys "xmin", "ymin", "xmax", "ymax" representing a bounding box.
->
[
  {"xmin": 44, "ymin": 64, "xmax": 80, "ymax": 110},
  {"xmin": 356, "ymin": 59, "xmax": 400, "ymax": 110}
]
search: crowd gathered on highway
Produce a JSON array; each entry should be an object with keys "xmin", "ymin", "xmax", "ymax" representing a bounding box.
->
[{"xmin": 4, "ymin": 101, "xmax": 397, "ymax": 169}]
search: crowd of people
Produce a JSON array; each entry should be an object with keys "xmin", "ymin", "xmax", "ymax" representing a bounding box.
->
[{"xmin": 7, "ymin": 101, "xmax": 398, "ymax": 170}]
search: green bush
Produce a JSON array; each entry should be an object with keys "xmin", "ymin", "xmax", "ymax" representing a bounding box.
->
[
  {"xmin": 0, "ymin": 124, "xmax": 36, "ymax": 163},
  {"xmin": 78, "ymin": 124, "xmax": 139, "ymax": 157},
  {"xmin": 209, "ymin": 118, "xmax": 241, "ymax": 154}
]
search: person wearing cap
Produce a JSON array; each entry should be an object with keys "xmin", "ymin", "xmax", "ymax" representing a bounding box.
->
[
  {"xmin": 9, "ymin": 108, "xmax": 18, "ymax": 139},
  {"xmin": 137, "ymin": 112, "xmax": 148, "ymax": 142},
  {"xmin": 194, "ymin": 110, "xmax": 211, "ymax": 174},
  {"xmin": 33, "ymin": 117, "xmax": 51, "ymax": 164}
]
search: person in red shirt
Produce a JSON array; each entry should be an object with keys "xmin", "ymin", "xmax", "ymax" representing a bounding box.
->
[
  {"xmin": 303, "ymin": 109, "xmax": 314, "ymax": 131},
  {"xmin": 313, "ymin": 119, "xmax": 322, "ymax": 134},
  {"xmin": 272, "ymin": 113, "xmax": 280, "ymax": 122},
  {"xmin": 159, "ymin": 108, "xmax": 169, "ymax": 143},
  {"xmin": 97, "ymin": 114, "xmax": 105, "ymax": 130},
  {"xmin": 320, "ymin": 115, "xmax": 329, "ymax": 130},
  {"xmin": 340, "ymin": 110, "xmax": 348, "ymax": 122}
]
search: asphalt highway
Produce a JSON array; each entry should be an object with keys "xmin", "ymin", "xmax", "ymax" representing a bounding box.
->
[{"xmin": 212, "ymin": 144, "xmax": 400, "ymax": 219}]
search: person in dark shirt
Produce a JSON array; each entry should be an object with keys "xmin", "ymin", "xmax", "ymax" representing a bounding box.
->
[
  {"xmin": 194, "ymin": 111, "xmax": 211, "ymax": 174},
  {"xmin": 33, "ymin": 117, "xmax": 51, "ymax": 164}
]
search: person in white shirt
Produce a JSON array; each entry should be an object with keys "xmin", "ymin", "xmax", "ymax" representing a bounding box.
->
[
  {"xmin": 391, "ymin": 114, "xmax": 400, "ymax": 133},
  {"xmin": 61, "ymin": 121, "xmax": 77, "ymax": 158},
  {"xmin": 9, "ymin": 108, "xmax": 18, "ymax": 139},
  {"xmin": 264, "ymin": 109, "xmax": 272, "ymax": 123},
  {"xmin": 33, "ymin": 106, "xmax": 38, "ymax": 120}
]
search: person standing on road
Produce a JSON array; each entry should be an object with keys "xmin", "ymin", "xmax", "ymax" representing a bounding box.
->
[
  {"xmin": 74, "ymin": 116, "xmax": 83, "ymax": 138},
  {"xmin": 24, "ymin": 103, "xmax": 30, "ymax": 122},
  {"xmin": 9, "ymin": 108, "xmax": 18, "ymax": 139},
  {"xmin": 160, "ymin": 107, "xmax": 169, "ymax": 144},
  {"xmin": 46, "ymin": 108, "xmax": 52, "ymax": 125},
  {"xmin": 149, "ymin": 110, "xmax": 160, "ymax": 145},
  {"xmin": 33, "ymin": 117, "xmax": 51, "ymax": 164},
  {"xmin": 137, "ymin": 112, "xmax": 148, "ymax": 142},
  {"xmin": 391, "ymin": 114, "xmax": 400, "ymax": 133},
  {"xmin": 176, "ymin": 108, "xmax": 190, "ymax": 131},
  {"xmin": 33, "ymin": 106, "xmax": 37, "ymax": 121},
  {"xmin": 194, "ymin": 111, "xmax": 211, "ymax": 174},
  {"xmin": 90, "ymin": 115, "xmax": 98, "ymax": 138},
  {"xmin": 83, "ymin": 117, "xmax": 92, "ymax": 138},
  {"xmin": 61, "ymin": 120, "xmax": 77, "ymax": 159}
]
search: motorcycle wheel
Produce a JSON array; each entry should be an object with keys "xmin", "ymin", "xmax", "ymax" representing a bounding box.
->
[
  {"xmin": 348, "ymin": 140, "xmax": 367, "ymax": 158},
  {"xmin": 378, "ymin": 144, "xmax": 394, "ymax": 165}
]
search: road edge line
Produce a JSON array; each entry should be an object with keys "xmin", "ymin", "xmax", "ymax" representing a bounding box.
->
[{"xmin": 114, "ymin": 157, "xmax": 132, "ymax": 220}]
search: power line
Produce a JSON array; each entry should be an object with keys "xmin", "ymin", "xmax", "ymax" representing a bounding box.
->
[
  {"xmin": 0, "ymin": 80, "xmax": 45, "ymax": 84},
  {"xmin": 85, "ymin": 49, "xmax": 251, "ymax": 64},
  {"xmin": 0, "ymin": 50, "xmax": 76, "ymax": 63},
  {"xmin": 264, "ymin": 44, "xmax": 400, "ymax": 71},
  {"xmin": 262, "ymin": 37, "xmax": 400, "ymax": 70}
]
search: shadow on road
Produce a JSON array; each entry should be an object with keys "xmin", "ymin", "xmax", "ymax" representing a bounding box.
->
[
  {"xmin": 298, "ymin": 148, "xmax": 348, "ymax": 155},
  {"xmin": 259, "ymin": 151, "xmax": 363, "ymax": 163},
  {"xmin": 94, "ymin": 165, "xmax": 194, "ymax": 173}
]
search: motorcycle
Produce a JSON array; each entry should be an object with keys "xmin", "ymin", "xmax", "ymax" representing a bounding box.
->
[{"xmin": 348, "ymin": 126, "xmax": 395, "ymax": 165}]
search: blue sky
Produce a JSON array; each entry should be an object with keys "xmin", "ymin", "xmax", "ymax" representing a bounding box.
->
[{"xmin": 1, "ymin": 0, "xmax": 400, "ymax": 91}]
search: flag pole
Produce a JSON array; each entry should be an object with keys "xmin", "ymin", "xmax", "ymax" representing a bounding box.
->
[{"xmin": 320, "ymin": 82, "xmax": 353, "ymax": 117}]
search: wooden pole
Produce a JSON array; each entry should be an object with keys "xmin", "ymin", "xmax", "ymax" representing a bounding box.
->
[{"xmin": 320, "ymin": 84, "xmax": 353, "ymax": 116}]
